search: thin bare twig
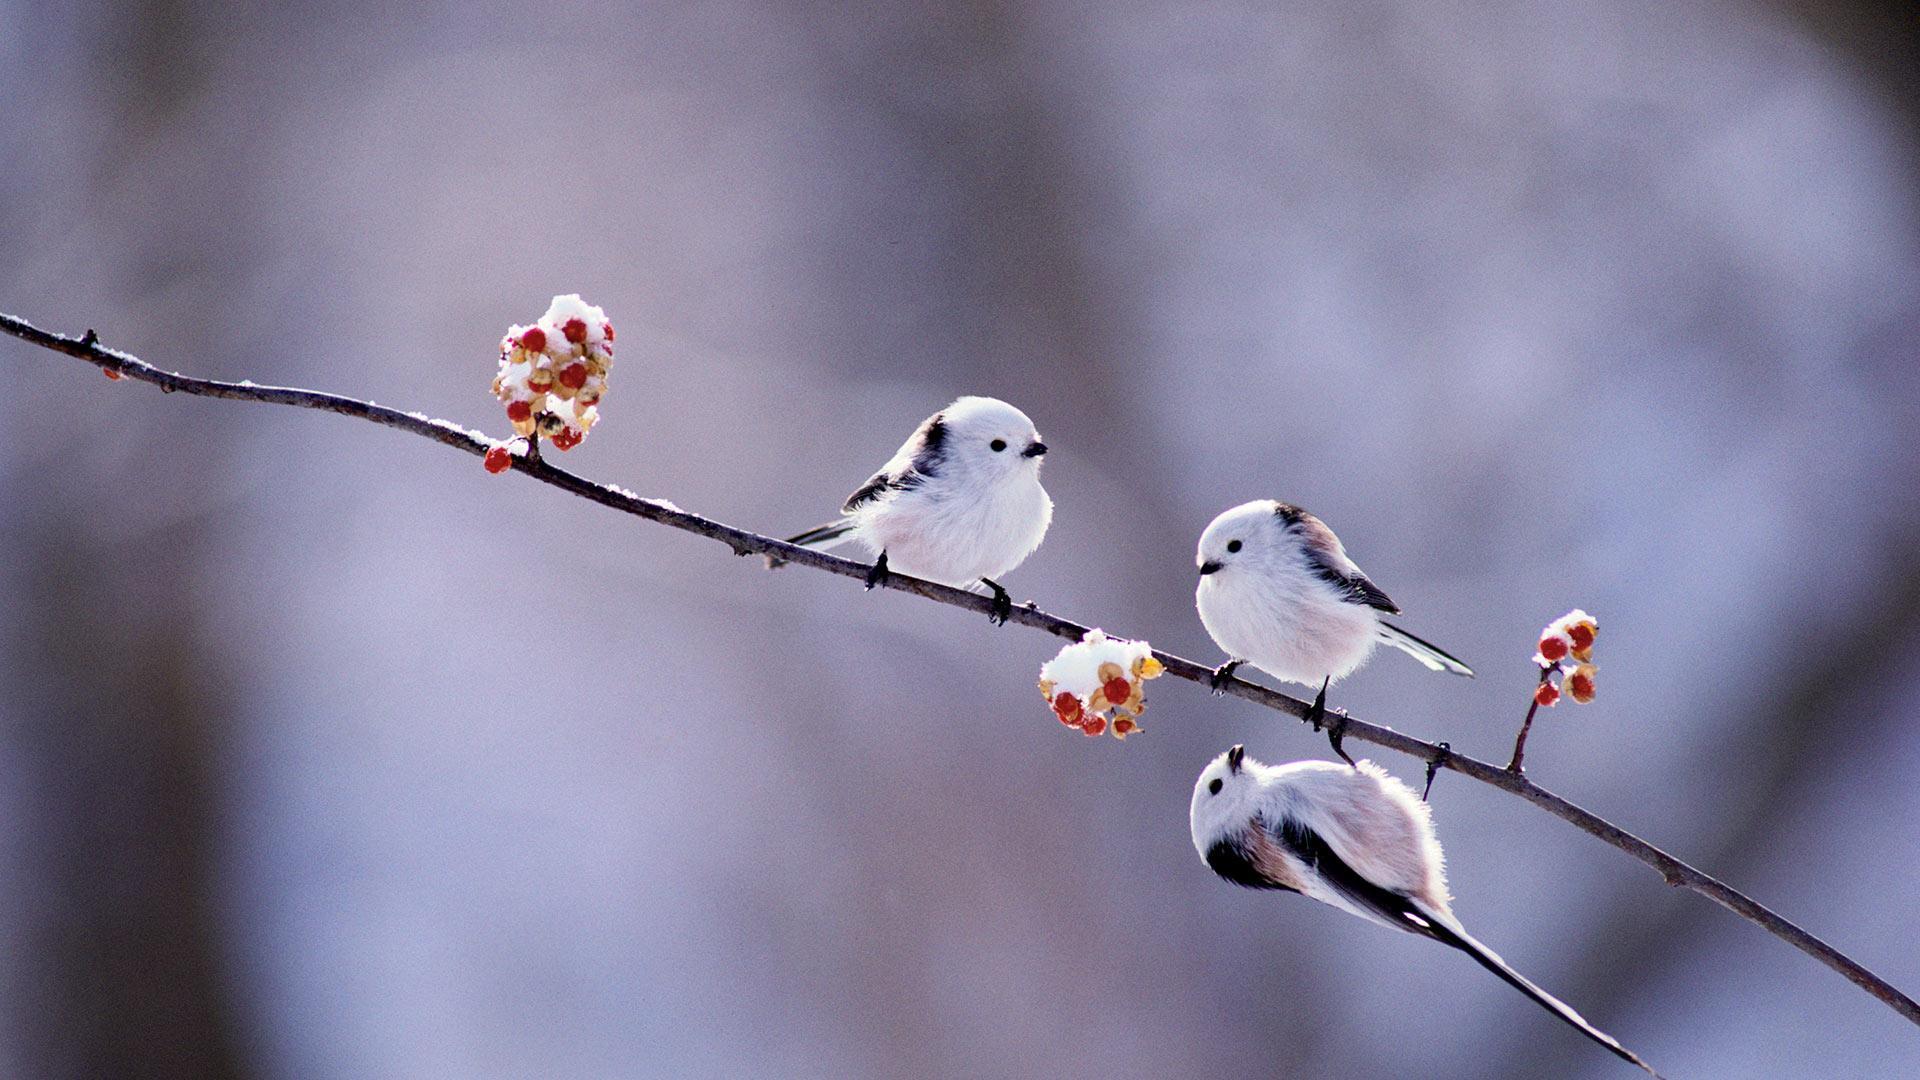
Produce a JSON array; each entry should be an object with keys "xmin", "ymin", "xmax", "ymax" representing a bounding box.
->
[
  {"xmin": 5, "ymin": 309, "xmax": 1916, "ymax": 1029},
  {"xmin": 1509, "ymin": 664, "xmax": 1556, "ymax": 772}
]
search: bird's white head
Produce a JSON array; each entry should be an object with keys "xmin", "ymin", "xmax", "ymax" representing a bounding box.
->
[
  {"xmin": 1196, "ymin": 499, "xmax": 1297, "ymax": 580},
  {"xmin": 937, "ymin": 396, "xmax": 1047, "ymax": 483},
  {"xmin": 1190, "ymin": 743, "xmax": 1268, "ymax": 857}
]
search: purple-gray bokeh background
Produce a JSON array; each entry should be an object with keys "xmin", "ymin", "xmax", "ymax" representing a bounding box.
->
[{"xmin": 3, "ymin": 2, "xmax": 1917, "ymax": 1077}]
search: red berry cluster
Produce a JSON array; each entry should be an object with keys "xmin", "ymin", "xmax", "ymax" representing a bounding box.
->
[
  {"xmin": 488, "ymin": 294, "xmax": 614, "ymax": 466},
  {"xmin": 1038, "ymin": 630, "xmax": 1165, "ymax": 740},
  {"xmin": 1532, "ymin": 610, "xmax": 1599, "ymax": 707}
]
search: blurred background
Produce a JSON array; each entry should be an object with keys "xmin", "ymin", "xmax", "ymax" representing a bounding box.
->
[{"xmin": 2, "ymin": 0, "xmax": 1916, "ymax": 1077}]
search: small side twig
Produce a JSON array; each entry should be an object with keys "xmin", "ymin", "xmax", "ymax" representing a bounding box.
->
[{"xmin": 1508, "ymin": 665, "xmax": 1555, "ymax": 772}]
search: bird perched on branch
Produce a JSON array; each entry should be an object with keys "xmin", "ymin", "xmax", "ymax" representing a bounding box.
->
[
  {"xmin": 775, "ymin": 396, "xmax": 1052, "ymax": 624},
  {"xmin": 1195, "ymin": 500, "xmax": 1470, "ymax": 760},
  {"xmin": 1190, "ymin": 746, "xmax": 1661, "ymax": 1077}
]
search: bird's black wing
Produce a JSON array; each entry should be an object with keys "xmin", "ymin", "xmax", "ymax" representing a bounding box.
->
[
  {"xmin": 1205, "ymin": 828, "xmax": 1300, "ymax": 893},
  {"xmin": 841, "ymin": 470, "xmax": 903, "ymax": 512},
  {"xmin": 1316, "ymin": 562, "xmax": 1400, "ymax": 614},
  {"xmin": 842, "ymin": 412, "xmax": 948, "ymax": 512},
  {"xmin": 1274, "ymin": 503, "xmax": 1401, "ymax": 614},
  {"xmin": 1271, "ymin": 816, "xmax": 1436, "ymax": 936}
]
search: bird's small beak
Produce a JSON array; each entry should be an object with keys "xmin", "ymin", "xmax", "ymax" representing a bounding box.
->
[
  {"xmin": 1198, "ymin": 560, "xmax": 1223, "ymax": 576},
  {"xmin": 1227, "ymin": 744, "xmax": 1245, "ymax": 774},
  {"xmin": 1022, "ymin": 440, "xmax": 1048, "ymax": 458}
]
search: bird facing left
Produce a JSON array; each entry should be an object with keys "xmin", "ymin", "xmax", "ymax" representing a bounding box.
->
[
  {"xmin": 1195, "ymin": 499, "xmax": 1472, "ymax": 760},
  {"xmin": 775, "ymin": 395, "xmax": 1053, "ymax": 624},
  {"xmin": 1190, "ymin": 746, "xmax": 1662, "ymax": 1077}
]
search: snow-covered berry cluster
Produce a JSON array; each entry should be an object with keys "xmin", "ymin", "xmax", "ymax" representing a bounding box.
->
[
  {"xmin": 1039, "ymin": 629, "xmax": 1165, "ymax": 739},
  {"xmin": 1531, "ymin": 609, "xmax": 1598, "ymax": 707},
  {"xmin": 490, "ymin": 294, "xmax": 614, "ymax": 455}
]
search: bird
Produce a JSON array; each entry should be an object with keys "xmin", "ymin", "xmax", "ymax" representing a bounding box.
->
[
  {"xmin": 1190, "ymin": 745, "xmax": 1661, "ymax": 1077},
  {"xmin": 776, "ymin": 395, "xmax": 1053, "ymax": 624},
  {"xmin": 1195, "ymin": 499, "xmax": 1470, "ymax": 760}
]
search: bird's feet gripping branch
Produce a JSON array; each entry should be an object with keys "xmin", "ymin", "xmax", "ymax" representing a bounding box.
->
[
  {"xmin": 980, "ymin": 577, "xmax": 1014, "ymax": 626},
  {"xmin": 1208, "ymin": 659, "xmax": 1244, "ymax": 695},
  {"xmin": 864, "ymin": 550, "xmax": 890, "ymax": 591},
  {"xmin": 1303, "ymin": 676, "xmax": 1353, "ymax": 766},
  {"xmin": 1422, "ymin": 742, "xmax": 1451, "ymax": 801}
]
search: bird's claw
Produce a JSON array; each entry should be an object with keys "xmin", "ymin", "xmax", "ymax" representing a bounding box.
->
[
  {"xmin": 1326, "ymin": 717, "xmax": 1355, "ymax": 766},
  {"xmin": 1306, "ymin": 677, "xmax": 1353, "ymax": 765},
  {"xmin": 1422, "ymin": 742, "xmax": 1451, "ymax": 801},
  {"xmin": 1209, "ymin": 660, "xmax": 1244, "ymax": 695},
  {"xmin": 864, "ymin": 551, "xmax": 890, "ymax": 591},
  {"xmin": 1305, "ymin": 677, "xmax": 1328, "ymax": 731},
  {"xmin": 980, "ymin": 577, "xmax": 1013, "ymax": 626}
]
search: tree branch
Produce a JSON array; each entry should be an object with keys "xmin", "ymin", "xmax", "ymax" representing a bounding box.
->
[{"xmin": 6, "ymin": 308, "xmax": 1916, "ymax": 1029}]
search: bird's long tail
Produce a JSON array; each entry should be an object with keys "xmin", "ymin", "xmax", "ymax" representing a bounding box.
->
[
  {"xmin": 1377, "ymin": 621, "xmax": 1474, "ymax": 677},
  {"xmin": 1419, "ymin": 908, "xmax": 1661, "ymax": 1077},
  {"xmin": 786, "ymin": 519, "xmax": 858, "ymax": 549},
  {"xmin": 766, "ymin": 519, "xmax": 859, "ymax": 569}
]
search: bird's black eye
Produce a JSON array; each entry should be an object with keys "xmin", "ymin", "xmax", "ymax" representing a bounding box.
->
[
  {"xmin": 1226, "ymin": 539, "xmax": 1242, "ymax": 554},
  {"xmin": 1208, "ymin": 778, "xmax": 1223, "ymax": 795},
  {"xmin": 990, "ymin": 438, "xmax": 1007, "ymax": 452}
]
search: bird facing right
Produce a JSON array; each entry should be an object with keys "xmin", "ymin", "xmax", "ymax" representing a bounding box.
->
[
  {"xmin": 1189, "ymin": 745, "xmax": 1661, "ymax": 1077},
  {"xmin": 778, "ymin": 395, "xmax": 1053, "ymax": 624}
]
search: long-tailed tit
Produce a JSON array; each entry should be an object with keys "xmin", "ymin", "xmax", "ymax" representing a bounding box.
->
[
  {"xmin": 777, "ymin": 396, "xmax": 1052, "ymax": 623},
  {"xmin": 1196, "ymin": 500, "xmax": 1470, "ymax": 759},
  {"xmin": 1191, "ymin": 746, "xmax": 1661, "ymax": 1076}
]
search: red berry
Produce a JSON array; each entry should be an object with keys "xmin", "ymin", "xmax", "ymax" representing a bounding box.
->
[
  {"xmin": 1080, "ymin": 716, "xmax": 1107, "ymax": 737},
  {"xmin": 1567, "ymin": 668, "xmax": 1596, "ymax": 703},
  {"xmin": 562, "ymin": 318, "xmax": 587, "ymax": 344},
  {"xmin": 1537, "ymin": 636, "xmax": 1569, "ymax": 662},
  {"xmin": 506, "ymin": 400, "xmax": 533, "ymax": 422},
  {"xmin": 1103, "ymin": 677, "xmax": 1131, "ymax": 705},
  {"xmin": 528, "ymin": 378, "xmax": 553, "ymax": 394},
  {"xmin": 1052, "ymin": 691, "xmax": 1081, "ymax": 724},
  {"xmin": 103, "ymin": 367, "xmax": 123, "ymax": 381},
  {"xmin": 1568, "ymin": 623, "xmax": 1595, "ymax": 651},
  {"xmin": 1113, "ymin": 718, "xmax": 1136, "ymax": 736},
  {"xmin": 551, "ymin": 428, "xmax": 583, "ymax": 451},
  {"xmin": 558, "ymin": 363, "xmax": 587, "ymax": 390},
  {"xmin": 1534, "ymin": 680, "xmax": 1561, "ymax": 708},
  {"xmin": 519, "ymin": 327, "xmax": 547, "ymax": 352},
  {"xmin": 602, "ymin": 321, "xmax": 615, "ymax": 342},
  {"xmin": 483, "ymin": 446, "xmax": 512, "ymax": 474}
]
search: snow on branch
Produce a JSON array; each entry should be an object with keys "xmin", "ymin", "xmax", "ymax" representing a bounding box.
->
[{"xmin": 3, "ymin": 308, "xmax": 1915, "ymax": 1029}]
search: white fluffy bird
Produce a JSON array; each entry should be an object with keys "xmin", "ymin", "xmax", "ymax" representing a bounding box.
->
[
  {"xmin": 1196, "ymin": 500, "xmax": 1470, "ymax": 756},
  {"xmin": 780, "ymin": 396, "xmax": 1053, "ymax": 623},
  {"xmin": 1190, "ymin": 746, "xmax": 1661, "ymax": 1076}
]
